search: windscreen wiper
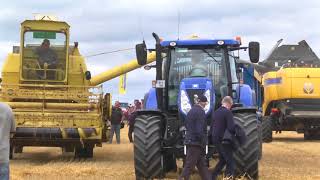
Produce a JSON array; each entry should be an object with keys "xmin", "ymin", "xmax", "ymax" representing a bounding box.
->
[{"xmin": 202, "ymin": 49, "xmax": 220, "ymax": 64}]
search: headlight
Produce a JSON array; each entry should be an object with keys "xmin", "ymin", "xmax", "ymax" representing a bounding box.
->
[
  {"xmin": 180, "ymin": 90, "xmax": 191, "ymax": 114},
  {"xmin": 203, "ymin": 90, "xmax": 210, "ymax": 114}
]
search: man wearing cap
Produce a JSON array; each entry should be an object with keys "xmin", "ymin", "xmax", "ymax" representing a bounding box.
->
[
  {"xmin": 211, "ymin": 96, "xmax": 236, "ymax": 180},
  {"xmin": 179, "ymin": 94, "xmax": 210, "ymax": 180}
]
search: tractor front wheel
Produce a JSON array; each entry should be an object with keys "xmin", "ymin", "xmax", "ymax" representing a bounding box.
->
[
  {"xmin": 134, "ymin": 114, "xmax": 164, "ymax": 179},
  {"xmin": 233, "ymin": 112, "xmax": 260, "ymax": 179}
]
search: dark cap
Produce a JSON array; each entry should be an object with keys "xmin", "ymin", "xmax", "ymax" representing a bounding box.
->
[{"xmin": 198, "ymin": 94, "xmax": 208, "ymax": 102}]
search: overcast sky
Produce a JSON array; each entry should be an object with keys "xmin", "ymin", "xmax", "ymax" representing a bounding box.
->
[{"xmin": 1, "ymin": 0, "xmax": 320, "ymax": 104}]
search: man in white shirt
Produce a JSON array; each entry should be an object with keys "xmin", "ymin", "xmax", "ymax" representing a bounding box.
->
[{"xmin": 0, "ymin": 103, "xmax": 16, "ymax": 180}]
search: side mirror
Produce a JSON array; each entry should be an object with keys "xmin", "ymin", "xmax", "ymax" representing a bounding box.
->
[
  {"xmin": 85, "ymin": 71, "xmax": 91, "ymax": 80},
  {"xmin": 248, "ymin": 41, "xmax": 260, "ymax": 63},
  {"xmin": 136, "ymin": 41, "xmax": 148, "ymax": 66}
]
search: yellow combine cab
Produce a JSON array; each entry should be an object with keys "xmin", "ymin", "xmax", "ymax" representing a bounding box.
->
[
  {"xmin": 1, "ymin": 16, "xmax": 156, "ymax": 158},
  {"xmin": 260, "ymin": 40, "xmax": 320, "ymax": 141}
]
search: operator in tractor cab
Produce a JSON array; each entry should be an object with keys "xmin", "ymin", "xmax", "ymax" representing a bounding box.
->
[
  {"xmin": 189, "ymin": 52, "xmax": 208, "ymax": 77},
  {"xmin": 179, "ymin": 94, "xmax": 210, "ymax": 180},
  {"xmin": 211, "ymin": 96, "xmax": 236, "ymax": 180}
]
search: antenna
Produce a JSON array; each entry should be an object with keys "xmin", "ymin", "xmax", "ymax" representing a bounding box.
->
[
  {"xmin": 177, "ymin": 10, "xmax": 181, "ymax": 40},
  {"xmin": 85, "ymin": 48, "xmax": 134, "ymax": 58},
  {"xmin": 33, "ymin": 13, "xmax": 58, "ymax": 21}
]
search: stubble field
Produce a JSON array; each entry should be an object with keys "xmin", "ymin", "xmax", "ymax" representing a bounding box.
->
[{"xmin": 10, "ymin": 127, "xmax": 320, "ymax": 180}]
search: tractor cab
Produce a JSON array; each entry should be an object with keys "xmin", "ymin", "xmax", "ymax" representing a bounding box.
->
[
  {"xmin": 163, "ymin": 40, "xmax": 241, "ymax": 116},
  {"xmin": 20, "ymin": 17, "xmax": 69, "ymax": 83}
]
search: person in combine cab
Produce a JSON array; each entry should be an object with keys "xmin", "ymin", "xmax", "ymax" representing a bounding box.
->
[
  {"xmin": 34, "ymin": 39, "xmax": 58, "ymax": 79},
  {"xmin": 35, "ymin": 39, "xmax": 58, "ymax": 67},
  {"xmin": 179, "ymin": 94, "xmax": 210, "ymax": 180},
  {"xmin": 109, "ymin": 101, "xmax": 123, "ymax": 144},
  {"xmin": 0, "ymin": 103, "xmax": 16, "ymax": 180},
  {"xmin": 211, "ymin": 96, "xmax": 235, "ymax": 180}
]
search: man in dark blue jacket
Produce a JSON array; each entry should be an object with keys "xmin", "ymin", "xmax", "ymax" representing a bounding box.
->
[
  {"xmin": 180, "ymin": 94, "xmax": 210, "ymax": 180},
  {"xmin": 211, "ymin": 96, "xmax": 235, "ymax": 180}
]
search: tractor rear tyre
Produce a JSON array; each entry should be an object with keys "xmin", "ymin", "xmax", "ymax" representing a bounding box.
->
[
  {"xmin": 134, "ymin": 115, "xmax": 163, "ymax": 179},
  {"xmin": 262, "ymin": 116, "xmax": 273, "ymax": 143},
  {"xmin": 234, "ymin": 112, "xmax": 259, "ymax": 180}
]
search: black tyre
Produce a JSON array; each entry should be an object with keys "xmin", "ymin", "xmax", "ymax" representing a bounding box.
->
[
  {"xmin": 257, "ymin": 121, "xmax": 263, "ymax": 160},
  {"xmin": 234, "ymin": 112, "xmax": 259, "ymax": 180},
  {"xmin": 262, "ymin": 116, "xmax": 273, "ymax": 143},
  {"xmin": 74, "ymin": 145, "xmax": 94, "ymax": 158},
  {"xmin": 134, "ymin": 115, "xmax": 163, "ymax": 179},
  {"xmin": 304, "ymin": 131, "xmax": 312, "ymax": 140},
  {"xmin": 304, "ymin": 130, "xmax": 320, "ymax": 140}
]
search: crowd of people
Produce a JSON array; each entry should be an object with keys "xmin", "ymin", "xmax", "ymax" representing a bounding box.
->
[
  {"xmin": 1, "ymin": 95, "xmax": 243, "ymax": 180},
  {"xmin": 108, "ymin": 95, "xmax": 245, "ymax": 179},
  {"xmin": 108, "ymin": 99, "xmax": 142, "ymax": 144},
  {"xmin": 108, "ymin": 95, "xmax": 244, "ymax": 180}
]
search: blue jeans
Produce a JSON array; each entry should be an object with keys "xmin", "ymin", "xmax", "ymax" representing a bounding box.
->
[
  {"xmin": 0, "ymin": 162, "xmax": 9, "ymax": 180},
  {"xmin": 109, "ymin": 124, "xmax": 121, "ymax": 144},
  {"xmin": 212, "ymin": 143, "xmax": 235, "ymax": 180}
]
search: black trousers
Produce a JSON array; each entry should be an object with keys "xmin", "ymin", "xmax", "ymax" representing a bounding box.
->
[
  {"xmin": 212, "ymin": 143, "xmax": 235, "ymax": 180},
  {"xmin": 128, "ymin": 125, "xmax": 134, "ymax": 142},
  {"xmin": 179, "ymin": 145, "xmax": 210, "ymax": 180}
]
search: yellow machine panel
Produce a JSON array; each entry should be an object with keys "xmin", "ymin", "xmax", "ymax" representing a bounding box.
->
[{"xmin": 263, "ymin": 68, "xmax": 320, "ymax": 115}]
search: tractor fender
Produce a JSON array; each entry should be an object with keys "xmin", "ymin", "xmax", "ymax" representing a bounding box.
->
[
  {"xmin": 232, "ymin": 106, "xmax": 257, "ymax": 114},
  {"xmin": 136, "ymin": 109, "xmax": 165, "ymax": 117}
]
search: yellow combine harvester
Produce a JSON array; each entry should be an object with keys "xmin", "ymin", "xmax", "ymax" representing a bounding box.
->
[
  {"xmin": 259, "ymin": 40, "xmax": 320, "ymax": 141},
  {"xmin": 1, "ymin": 16, "xmax": 155, "ymax": 158}
]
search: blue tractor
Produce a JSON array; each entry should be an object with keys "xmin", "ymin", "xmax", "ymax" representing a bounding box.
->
[{"xmin": 134, "ymin": 33, "xmax": 261, "ymax": 179}]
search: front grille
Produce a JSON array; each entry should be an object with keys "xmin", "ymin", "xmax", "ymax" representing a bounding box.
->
[{"xmin": 186, "ymin": 89, "xmax": 205, "ymax": 105}]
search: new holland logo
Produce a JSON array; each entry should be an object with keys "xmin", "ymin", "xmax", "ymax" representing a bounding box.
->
[{"xmin": 303, "ymin": 82, "xmax": 314, "ymax": 94}]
